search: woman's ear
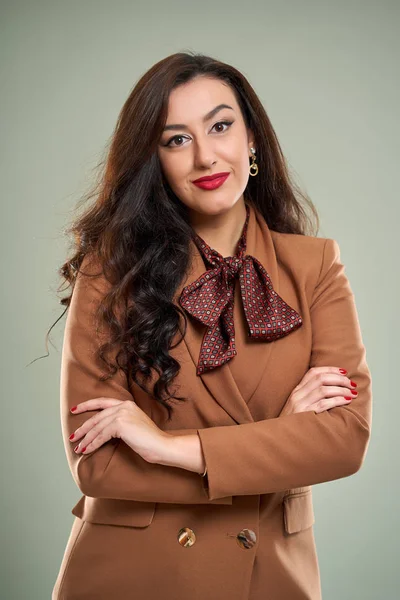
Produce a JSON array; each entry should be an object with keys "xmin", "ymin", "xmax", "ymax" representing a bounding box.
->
[{"xmin": 246, "ymin": 128, "xmax": 255, "ymax": 153}]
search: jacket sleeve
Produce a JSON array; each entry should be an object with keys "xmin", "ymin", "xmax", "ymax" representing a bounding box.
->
[
  {"xmin": 196, "ymin": 238, "xmax": 372, "ymax": 500},
  {"xmin": 60, "ymin": 255, "xmax": 232, "ymax": 505}
]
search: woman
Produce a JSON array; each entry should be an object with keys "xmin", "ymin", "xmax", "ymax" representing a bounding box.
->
[{"xmin": 51, "ymin": 52, "xmax": 372, "ymax": 599}]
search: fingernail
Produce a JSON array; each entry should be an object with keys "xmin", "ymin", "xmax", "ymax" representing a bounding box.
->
[
  {"xmin": 69, "ymin": 433, "xmax": 75, "ymax": 440},
  {"xmin": 351, "ymin": 390, "xmax": 358, "ymax": 395},
  {"xmin": 81, "ymin": 447, "xmax": 87, "ymax": 453},
  {"xmin": 71, "ymin": 406, "xmax": 77, "ymax": 412},
  {"xmin": 350, "ymin": 380, "xmax": 357, "ymax": 387},
  {"xmin": 339, "ymin": 369, "xmax": 347, "ymax": 374},
  {"xmin": 74, "ymin": 445, "xmax": 79, "ymax": 452},
  {"xmin": 344, "ymin": 396, "xmax": 352, "ymax": 400}
]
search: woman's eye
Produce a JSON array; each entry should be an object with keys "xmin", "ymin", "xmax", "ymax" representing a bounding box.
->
[
  {"xmin": 211, "ymin": 120, "xmax": 233, "ymax": 134},
  {"xmin": 166, "ymin": 135, "xmax": 187, "ymax": 148},
  {"xmin": 165, "ymin": 120, "xmax": 233, "ymax": 148}
]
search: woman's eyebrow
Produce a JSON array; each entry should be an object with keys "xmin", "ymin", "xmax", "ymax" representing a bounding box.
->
[{"xmin": 163, "ymin": 104, "xmax": 234, "ymax": 132}]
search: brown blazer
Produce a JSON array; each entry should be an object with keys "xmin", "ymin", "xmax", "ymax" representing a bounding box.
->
[{"xmin": 52, "ymin": 203, "xmax": 372, "ymax": 599}]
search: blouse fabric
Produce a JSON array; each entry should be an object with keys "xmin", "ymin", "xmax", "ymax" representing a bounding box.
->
[{"xmin": 178, "ymin": 202, "xmax": 303, "ymax": 375}]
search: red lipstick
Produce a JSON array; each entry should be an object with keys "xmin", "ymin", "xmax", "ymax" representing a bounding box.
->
[{"xmin": 192, "ymin": 172, "xmax": 230, "ymax": 190}]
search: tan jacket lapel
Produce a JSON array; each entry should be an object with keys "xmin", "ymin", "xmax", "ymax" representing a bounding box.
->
[{"xmin": 226, "ymin": 204, "xmax": 280, "ymax": 404}]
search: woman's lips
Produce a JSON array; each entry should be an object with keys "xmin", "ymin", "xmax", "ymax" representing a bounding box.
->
[{"xmin": 192, "ymin": 173, "xmax": 230, "ymax": 190}]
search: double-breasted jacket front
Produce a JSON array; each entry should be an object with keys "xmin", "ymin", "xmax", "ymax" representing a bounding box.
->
[{"xmin": 52, "ymin": 202, "xmax": 372, "ymax": 599}]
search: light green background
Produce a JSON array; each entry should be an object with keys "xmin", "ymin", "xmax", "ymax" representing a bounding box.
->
[{"xmin": 1, "ymin": 0, "xmax": 397, "ymax": 598}]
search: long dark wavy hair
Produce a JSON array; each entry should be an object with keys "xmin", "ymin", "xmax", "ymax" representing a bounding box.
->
[{"xmin": 38, "ymin": 51, "xmax": 319, "ymax": 421}]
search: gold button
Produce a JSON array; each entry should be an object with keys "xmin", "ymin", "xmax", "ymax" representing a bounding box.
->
[
  {"xmin": 178, "ymin": 527, "xmax": 196, "ymax": 547},
  {"xmin": 236, "ymin": 528, "xmax": 257, "ymax": 549}
]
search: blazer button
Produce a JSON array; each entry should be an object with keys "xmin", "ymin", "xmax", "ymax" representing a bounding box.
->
[
  {"xmin": 236, "ymin": 528, "xmax": 257, "ymax": 549},
  {"xmin": 178, "ymin": 527, "xmax": 196, "ymax": 547}
]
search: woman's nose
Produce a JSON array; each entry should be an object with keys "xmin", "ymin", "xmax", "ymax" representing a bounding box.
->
[{"xmin": 193, "ymin": 140, "xmax": 216, "ymax": 168}]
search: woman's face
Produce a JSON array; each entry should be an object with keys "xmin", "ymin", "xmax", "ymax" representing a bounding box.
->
[{"xmin": 157, "ymin": 76, "xmax": 255, "ymax": 218}]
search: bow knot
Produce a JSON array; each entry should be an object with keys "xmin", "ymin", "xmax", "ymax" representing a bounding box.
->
[
  {"xmin": 179, "ymin": 205, "xmax": 303, "ymax": 374},
  {"xmin": 222, "ymin": 256, "xmax": 242, "ymax": 280}
]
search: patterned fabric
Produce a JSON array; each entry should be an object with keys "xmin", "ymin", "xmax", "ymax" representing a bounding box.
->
[{"xmin": 179, "ymin": 203, "xmax": 303, "ymax": 375}]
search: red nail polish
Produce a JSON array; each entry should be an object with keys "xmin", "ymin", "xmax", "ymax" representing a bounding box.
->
[
  {"xmin": 350, "ymin": 380, "xmax": 357, "ymax": 387},
  {"xmin": 74, "ymin": 445, "xmax": 79, "ymax": 452},
  {"xmin": 69, "ymin": 433, "xmax": 75, "ymax": 440},
  {"xmin": 71, "ymin": 406, "xmax": 77, "ymax": 412},
  {"xmin": 81, "ymin": 446, "xmax": 86, "ymax": 453},
  {"xmin": 344, "ymin": 396, "xmax": 352, "ymax": 400},
  {"xmin": 339, "ymin": 369, "xmax": 347, "ymax": 374},
  {"xmin": 351, "ymin": 390, "xmax": 358, "ymax": 395}
]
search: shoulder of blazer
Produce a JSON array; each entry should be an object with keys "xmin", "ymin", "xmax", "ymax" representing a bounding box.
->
[
  {"xmin": 269, "ymin": 229, "xmax": 329, "ymax": 260},
  {"xmin": 269, "ymin": 230, "xmax": 337, "ymax": 301}
]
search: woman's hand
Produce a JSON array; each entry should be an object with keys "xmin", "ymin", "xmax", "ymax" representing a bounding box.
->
[
  {"xmin": 69, "ymin": 398, "xmax": 171, "ymax": 464},
  {"xmin": 279, "ymin": 366, "xmax": 358, "ymax": 416}
]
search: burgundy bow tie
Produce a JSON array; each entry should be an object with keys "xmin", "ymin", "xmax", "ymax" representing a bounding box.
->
[{"xmin": 179, "ymin": 204, "xmax": 303, "ymax": 375}]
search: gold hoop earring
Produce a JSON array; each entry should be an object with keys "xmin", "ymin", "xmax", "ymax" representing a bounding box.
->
[{"xmin": 249, "ymin": 147, "xmax": 258, "ymax": 176}]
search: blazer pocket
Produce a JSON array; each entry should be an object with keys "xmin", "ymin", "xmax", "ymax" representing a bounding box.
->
[
  {"xmin": 71, "ymin": 495, "xmax": 156, "ymax": 528},
  {"xmin": 282, "ymin": 490, "xmax": 315, "ymax": 534}
]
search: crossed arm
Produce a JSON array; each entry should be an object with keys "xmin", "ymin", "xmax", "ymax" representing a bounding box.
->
[{"xmin": 60, "ymin": 239, "xmax": 372, "ymax": 503}]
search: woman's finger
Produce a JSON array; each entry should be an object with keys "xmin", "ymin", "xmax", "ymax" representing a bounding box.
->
[
  {"xmin": 70, "ymin": 397, "xmax": 126, "ymax": 413},
  {"xmin": 312, "ymin": 395, "xmax": 354, "ymax": 414},
  {"xmin": 313, "ymin": 385, "xmax": 358, "ymax": 400},
  {"xmin": 297, "ymin": 374, "xmax": 355, "ymax": 400},
  {"xmin": 74, "ymin": 413, "xmax": 120, "ymax": 454},
  {"xmin": 296, "ymin": 367, "xmax": 350, "ymax": 391},
  {"xmin": 69, "ymin": 401, "xmax": 127, "ymax": 443}
]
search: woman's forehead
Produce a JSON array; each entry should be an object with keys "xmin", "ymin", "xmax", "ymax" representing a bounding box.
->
[{"xmin": 165, "ymin": 78, "xmax": 239, "ymax": 121}]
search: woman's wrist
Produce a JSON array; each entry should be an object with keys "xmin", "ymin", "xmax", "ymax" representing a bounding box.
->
[{"xmin": 156, "ymin": 433, "xmax": 206, "ymax": 475}]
